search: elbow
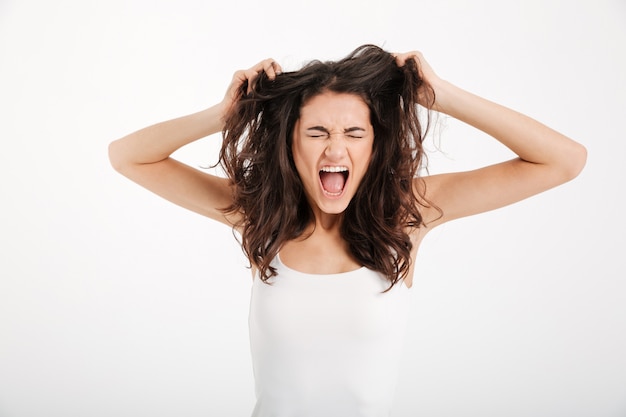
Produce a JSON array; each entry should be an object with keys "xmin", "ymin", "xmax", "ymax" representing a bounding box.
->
[
  {"xmin": 565, "ymin": 142, "xmax": 587, "ymax": 180},
  {"xmin": 108, "ymin": 139, "xmax": 127, "ymax": 174}
]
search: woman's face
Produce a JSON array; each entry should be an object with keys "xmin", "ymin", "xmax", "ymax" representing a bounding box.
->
[{"xmin": 292, "ymin": 91, "xmax": 374, "ymax": 216}]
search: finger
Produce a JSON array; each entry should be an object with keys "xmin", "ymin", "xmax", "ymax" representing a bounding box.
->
[
  {"xmin": 394, "ymin": 51, "xmax": 423, "ymax": 68},
  {"xmin": 392, "ymin": 53, "xmax": 403, "ymax": 66},
  {"xmin": 392, "ymin": 52, "xmax": 410, "ymax": 67},
  {"xmin": 245, "ymin": 68, "xmax": 260, "ymax": 94},
  {"xmin": 227, "ymin": 69, "xmax": 248, "ymax": 97},
  {"xmin": 272, "ymin": 61, "xmax": 283, "ymax": 75},
  {"xmin": 262, "ymin": 58, "xmax": 282, "ymax": 80},
  {"xmin": 245, "ymin": 58, "xmax": 282, "ymax": 93}
]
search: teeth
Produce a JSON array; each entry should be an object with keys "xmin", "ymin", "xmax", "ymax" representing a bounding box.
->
[{"xmin": 320, "ymin": 166, "xmax": 348, "ymax": 173}]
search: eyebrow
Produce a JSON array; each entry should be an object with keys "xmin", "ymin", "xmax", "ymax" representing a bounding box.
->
[{"xmin": 306, "ymin": 126, "xmax": 366, "ymax": 133}]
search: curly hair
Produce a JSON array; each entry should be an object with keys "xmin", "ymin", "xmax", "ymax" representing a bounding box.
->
[{"xmin": 220, "ymin": 44, "xmax": 436, "ymax": 290}]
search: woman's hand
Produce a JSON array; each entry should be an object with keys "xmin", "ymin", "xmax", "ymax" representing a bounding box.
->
[
  {"xmin": 107, "ymin": 60, "xmax": 284, "ymax": 225},
  {"xmin": 219, "ymin": 58, "xmax": 283, "ymax": 120},
  {"xmin": 393, "ymin": 51, "xmax": 442, "ymax": 110},
  {"xmin": 403, "ymin": 51, "xmax": 587, "ymax": 229}
]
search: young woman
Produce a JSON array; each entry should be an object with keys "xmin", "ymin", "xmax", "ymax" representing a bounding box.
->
[{"xmin": 108, "ymin": 45, "xmax": 586, "ymax": 416}]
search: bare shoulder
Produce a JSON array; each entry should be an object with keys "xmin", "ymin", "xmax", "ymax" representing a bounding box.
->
[{"xmin": 412, "ymin": 175, "xmax": 445, "ymax": 228}]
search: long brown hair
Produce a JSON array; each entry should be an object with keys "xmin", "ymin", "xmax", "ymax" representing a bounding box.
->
[{"xmin": 220, "ymin": 44, "xmax": 435, "ymax": 289}]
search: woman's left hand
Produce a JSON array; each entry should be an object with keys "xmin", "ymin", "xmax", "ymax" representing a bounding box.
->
[{"xmin": 393, "ymin": 50, "xmax": 441, "ymax": 109}]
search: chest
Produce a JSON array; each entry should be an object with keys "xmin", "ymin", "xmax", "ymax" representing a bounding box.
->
[
  {"xmin": 250, "ymin": 259, "xmax": 410, "ymax": 348},
  {"xmin": 278, "ymin": 235, "xmax": 361, "ymax": 275}
]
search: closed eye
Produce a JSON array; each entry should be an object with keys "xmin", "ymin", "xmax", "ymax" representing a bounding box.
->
[
  {"xmin": 344, "ymin": 127, "xmax": 366, "ymax": 139},
  {"xmin": 305, "ymin": 126, "xmax": 367, "ymax": 139},
  {"xmin": 306, "ymin": 126, "xmax": 329, "ymax": 139}
]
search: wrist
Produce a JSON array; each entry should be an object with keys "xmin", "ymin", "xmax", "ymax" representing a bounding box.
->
[
  {"xmin": 201, "ymin": 103, "xmax": 228, "ymax": 135},
  {"xmin": 428, "ymin": 78, "xmax": 455, "ymax": 114}
]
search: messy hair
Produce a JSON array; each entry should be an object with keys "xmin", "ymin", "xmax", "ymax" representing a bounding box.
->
[{"xmin": 220, "ymin": 44, "xmax": 436, "ymax": 289}]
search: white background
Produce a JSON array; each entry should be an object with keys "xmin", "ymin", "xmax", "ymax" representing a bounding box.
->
[{"xmin": 1, "ymin": 0, "xmax": 625, "ymax": 416}]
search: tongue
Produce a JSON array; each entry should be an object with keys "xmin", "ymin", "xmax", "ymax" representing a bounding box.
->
[{"xmin": 320, "ymin": 172, "xmax": 345, "ymax": 193}]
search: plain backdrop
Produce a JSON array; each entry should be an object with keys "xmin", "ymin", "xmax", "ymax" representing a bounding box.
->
[{"xmin": 1, "ymin": 0, "xmax": 625, "ymax": 416}]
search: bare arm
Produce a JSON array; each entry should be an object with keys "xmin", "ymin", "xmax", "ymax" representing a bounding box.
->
[
  {"xmin": 396, "ymin": 52, "xmax": 587, "ymax": 227},
  {"xmin": 108, "ymin": 105, "xmax": 236, "ymax": 224},
  {"xmin": 108, "ymin": 59, "xmax": 282, "ymax": 226}
]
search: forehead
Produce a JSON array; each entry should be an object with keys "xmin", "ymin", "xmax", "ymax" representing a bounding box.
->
[{"xmin": 298, "ymin": 92, "xmax": 371, "ymax": 126}]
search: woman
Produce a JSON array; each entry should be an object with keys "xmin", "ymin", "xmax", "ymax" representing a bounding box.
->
[{"xmin": 108, "ymin": 45, "xmax": 586, "ymax": 416}]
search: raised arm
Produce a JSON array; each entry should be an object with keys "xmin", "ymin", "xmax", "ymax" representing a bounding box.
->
[
  {"xmin": 395, "ymin": 51, "xmax": 587, "ymax": 227},
  {"xmin": 108, "ymin": 59, "xmax": 282, "ymax": 226}
]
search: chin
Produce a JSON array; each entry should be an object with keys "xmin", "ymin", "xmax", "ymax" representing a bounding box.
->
[
  {"xmin": 320, "ymin": 206, "xmax": 348, "ymax": 215},
  {"xmin": 314, "ymin": 194, "xmax": 353, "ymax": 216}
]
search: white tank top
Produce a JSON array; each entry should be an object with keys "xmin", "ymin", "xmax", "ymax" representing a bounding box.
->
[{"xmin": 248, "ymin": 255, "xmax": 411, "ymax": 417}]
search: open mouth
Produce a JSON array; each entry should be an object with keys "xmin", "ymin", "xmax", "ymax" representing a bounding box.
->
[{"xmin": 319, "ymin": 166, "xmax": 349, "ymax": 196}]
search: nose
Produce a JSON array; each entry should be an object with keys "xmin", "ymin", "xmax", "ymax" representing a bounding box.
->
[{"xmin": 324, "ymin": 134, "xmax": 348, "ymax": 160}]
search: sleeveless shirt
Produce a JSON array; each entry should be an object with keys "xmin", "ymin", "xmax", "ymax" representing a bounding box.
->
[{"xmin": 248, "ymin": 255, "xmax": 411, "ymax": 417}]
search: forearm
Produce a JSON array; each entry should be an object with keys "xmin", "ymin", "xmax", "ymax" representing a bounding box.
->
[
  {"xmin": 432, "ymin": 79, "xmax": 586, "ymax": 176},
  {"xmin": 109, "ymin": 103, "xmax": 225, "ymax": 169}
]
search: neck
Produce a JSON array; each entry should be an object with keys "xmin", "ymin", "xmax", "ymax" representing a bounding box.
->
[{"xmin": 310, "ymin": 209, "xmax": 344, "ymax": 233}]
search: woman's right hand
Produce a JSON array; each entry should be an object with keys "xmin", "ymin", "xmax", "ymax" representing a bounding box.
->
[{"xmin": 219, "ymin": 58, "xmax": 283, "ymax": 120}]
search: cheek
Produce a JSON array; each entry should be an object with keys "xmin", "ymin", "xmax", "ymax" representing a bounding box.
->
[
  {"xmin": 291, "ymin": 141, "xmax": 313, "ymax": 180},
  {"xmin": 355, "ymin": 142, "xmax": 374, "ymax": 171}
]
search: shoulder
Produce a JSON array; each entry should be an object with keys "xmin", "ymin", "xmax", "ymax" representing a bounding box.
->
[{"xmin": 412, "ymin": 176, "xmax": 445, "ymax": 228}]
